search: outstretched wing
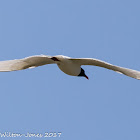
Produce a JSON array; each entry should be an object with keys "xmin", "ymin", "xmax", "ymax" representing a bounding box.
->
[
  {"xmin": 0, "ymin": 55, "xmax": 55, "ymax": 72},
  {"xmin": 70, "ymin": 58, "xmax": 140, "ymax": 80}
]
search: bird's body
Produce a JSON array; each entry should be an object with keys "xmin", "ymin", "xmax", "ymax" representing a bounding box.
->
[
  {"xmin": 55, "ymin": 55, "xmax": 81, "ymax": 76},
  {"xmin": 0, "ymin": 54, "xmax": 140, "ymax": 80}
]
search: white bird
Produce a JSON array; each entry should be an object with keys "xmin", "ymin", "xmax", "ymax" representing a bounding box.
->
[{"xmin": 0, "ymin": 55, "xmax": 140, "ymax": 80}]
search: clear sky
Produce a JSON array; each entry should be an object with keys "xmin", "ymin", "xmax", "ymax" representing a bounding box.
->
[{"xmin": 0, "ymin": 0, "xmax": 140, "ymax": 140}]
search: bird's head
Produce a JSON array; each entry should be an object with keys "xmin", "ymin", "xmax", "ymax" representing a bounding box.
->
[
  {"xmin": 51, "ymin": 57, "xmax": 60, "ymax": 61},
  {"xmin": 78, "ymin": 68, "xmax": 89, "ymax": 80}
]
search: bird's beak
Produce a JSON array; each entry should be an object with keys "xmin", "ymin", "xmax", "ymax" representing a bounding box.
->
[{"xmin": 85, "ymin": 75, "xmax": 89, "ymax": 80}]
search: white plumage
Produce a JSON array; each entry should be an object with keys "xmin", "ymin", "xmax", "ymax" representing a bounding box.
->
[{"xmin": 0, "ymin": 54, "xmax": 140, "ymax": 80}]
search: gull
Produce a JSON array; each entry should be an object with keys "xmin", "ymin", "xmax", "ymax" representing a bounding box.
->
[{"xmin": 0, "ymin": 55, "xmax": 139, "ymax": 80}]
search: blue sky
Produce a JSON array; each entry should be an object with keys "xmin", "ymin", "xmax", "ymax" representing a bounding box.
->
[{"xmin": 0, "ymin": 0, "xmax": 140, "ymax": 140}]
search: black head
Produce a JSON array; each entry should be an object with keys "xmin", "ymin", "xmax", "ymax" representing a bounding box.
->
[
  {"xmin": 78, "ymin": 68, "xmax": 89, "ymax": 80},
  {"xmin": 51, "ymin": 57, "xmax": 60, "ymax": 61}
]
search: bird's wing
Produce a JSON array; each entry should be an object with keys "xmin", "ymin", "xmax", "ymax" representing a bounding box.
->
[
  {"xmin": 0, "ymin": 55, "xmax": 55, "ymax": 72},
  {"xmin": 70, "ymin": 58, "xmax": 140, "ymax": 80}
]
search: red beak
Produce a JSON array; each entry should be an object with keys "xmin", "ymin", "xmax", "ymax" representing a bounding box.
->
[{"xmin": 85, "ymin": 75, "xmax": 89, "ymax": 80}]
